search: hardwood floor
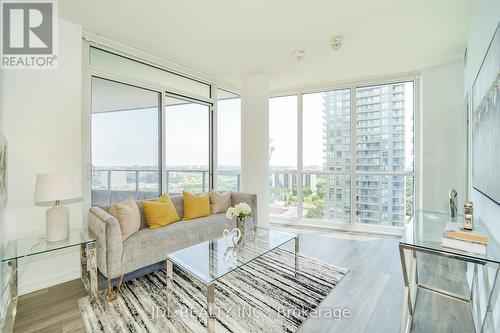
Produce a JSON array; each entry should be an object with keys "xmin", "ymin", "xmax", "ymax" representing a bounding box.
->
[
  {"xmin": 13, "ymin": 227, "xmax": 473, "ymax": 333},
  {"xmin": 287, "ymin": 227, "xmax": 474, "ymax": 333},
  {"xmin": 14, "ymin": 278, "xmax": 86, "ymax": 333}
]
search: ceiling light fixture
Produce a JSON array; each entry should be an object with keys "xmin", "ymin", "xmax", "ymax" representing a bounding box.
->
[
  {"xmin": 331, "ymin": 35, "xmax": 343, "ymax": 50},
  {"xmin": 292, "ymin": 49, "xmax": 306, "ymax": 62}
]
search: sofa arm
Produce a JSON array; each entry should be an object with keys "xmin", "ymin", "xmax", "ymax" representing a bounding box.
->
[
  {"xmin": 231, "ymin": 192, "xmax": 258, "ymax": 225},
  {"xmin": 88, "ymin": 207, "xmax": 123, "ymax": 279}
]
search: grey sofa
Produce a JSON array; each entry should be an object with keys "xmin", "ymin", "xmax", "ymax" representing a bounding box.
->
[{"xmin": 88, "ymin": 192, "xmax": 257, "ymax": 282}]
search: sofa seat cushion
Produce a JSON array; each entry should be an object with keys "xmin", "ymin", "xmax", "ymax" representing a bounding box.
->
[{"xmin": 121, "ymin": 213, "xmax": 234, "ymax": 275}]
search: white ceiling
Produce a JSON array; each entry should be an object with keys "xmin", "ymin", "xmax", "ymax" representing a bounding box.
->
[{"xmin": 60, "ymin": 0, "xmax": 475, "ymax": 92}]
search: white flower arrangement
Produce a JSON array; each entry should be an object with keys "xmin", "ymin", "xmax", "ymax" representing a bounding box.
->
[{"xmin": 226, "ymin": 202, "xmax": 252, "ymax": 220}]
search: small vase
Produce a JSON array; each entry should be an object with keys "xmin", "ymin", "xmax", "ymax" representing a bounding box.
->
[{"xmin": 236, "ymin": 216, "xmax": 246, "ymax": 244}]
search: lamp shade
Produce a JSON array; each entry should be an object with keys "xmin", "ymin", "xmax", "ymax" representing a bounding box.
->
[{"xmin": 34, "ymin": 173, "xmax": 82, "ymax": 203}]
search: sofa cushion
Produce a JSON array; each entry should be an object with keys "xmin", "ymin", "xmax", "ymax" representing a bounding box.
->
[
  {"xmin": 121, "ymin": 213, "xmax": 234, "ymax": 274},
  {"xmin": 209, "ymin": 190, "xmax": 231, "ymax": 214},
  {"xmin": 136, "ymin": 195, "xmax": 184, "ymax": 229},
  {"xmin": 182, "ymin": 191, "xmax": 211, "ymax": 220},
  {"xmin": 143, "ymin": 194, "xmax": 180, "ymax": 229},
  {"xmin": 108, "ymin": 197, "xmax": 141, "ymax": 240},
  {"xmin": 170, "ymin": 195, "xmax": 184, "ymax": 219}
]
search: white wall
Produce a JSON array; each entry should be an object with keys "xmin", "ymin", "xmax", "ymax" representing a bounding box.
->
[
  {"xmin": 420, "ymin": 61, "xmax": 466, "ymax": 213},
  {"xmin": 464, "ymin": 0, "xmax": 500, "ymax": 235},
  {"xmin": 3, "ymin": 19, "xmax": 83, "ymax": 294},
  {"xmin": 464, "ymin": 1, "xmax": 500, "ymax": 95},
  {"xmin": 0, "ymin": 58, "xmax": 4, "ymax": 246},
  {"xmin": 241, "ymin": 74, "xmax": 270, "ymax": 225},
  {"xmin": 0, "ymin": 70, "xmax": 3, "ymax": 133},
  {"xmin": 0, "ymin": 53, "xmax": 6, "ymax": 329},
  {"xmin": 464, "ymin": 1, "xmax": 500, "ymax": 328}
]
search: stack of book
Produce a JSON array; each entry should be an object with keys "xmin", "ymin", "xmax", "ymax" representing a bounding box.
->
[{"xmin": 441, "ymin": 222, "xmax": 488, "ymax": 255}]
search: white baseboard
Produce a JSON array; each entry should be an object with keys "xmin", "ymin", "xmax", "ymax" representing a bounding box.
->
[
  {"xmin": 19, "ymin": 268, "xmax": 80, "ymax": 296},
  {"xmin": 270, "ymin": 219, "xmax": 404, "ymax": 237}
]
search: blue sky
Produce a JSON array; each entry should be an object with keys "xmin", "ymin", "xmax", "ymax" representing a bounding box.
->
[
  {"xmin": 92, "ymin": 83, "xmax": 413, "ymax": 170},
  {"xmin": 92, "ymin": 98, "xmax": 241, "ymax": 168}
]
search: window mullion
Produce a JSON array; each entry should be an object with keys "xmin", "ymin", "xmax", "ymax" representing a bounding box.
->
[
  {"xmin": 297, "ymin": 93, "xmax": 304, "ymax": 219},
  {"xmin": 160, "ymin": 93, "xmax": 166, "ymax": 195},
  {"xmin": 211, "ymin": 86, "xmax": 218, "ymax": 191},
  {"xmin": 350, "ymin": 86, "xmax": 357, "ymax": 224}
]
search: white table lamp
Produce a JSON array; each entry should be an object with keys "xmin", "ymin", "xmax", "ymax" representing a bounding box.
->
[{"xmin": 34, "ymin": 173, "xmax": 82, "ymax": 242}]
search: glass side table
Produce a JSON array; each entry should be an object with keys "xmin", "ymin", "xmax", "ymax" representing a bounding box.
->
[
  {"xmin": 0, "ymin": 228, "xmax": 97, "ymax": 333},
  {"xmin": 399, "ymin": 210, "xmax": 500, "ymax": 333}
]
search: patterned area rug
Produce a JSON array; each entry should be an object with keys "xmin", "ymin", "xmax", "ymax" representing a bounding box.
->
[{"xmin": 78, "ymin": 249, "xmax": 347, "ymax": 333}]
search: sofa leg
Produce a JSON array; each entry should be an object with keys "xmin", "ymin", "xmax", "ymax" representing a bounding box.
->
[{"xmin": 106, "ymin": 275, "xmax": 124, "ymax": 302}]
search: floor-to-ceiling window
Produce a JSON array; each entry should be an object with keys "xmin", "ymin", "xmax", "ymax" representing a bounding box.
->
[
  {"xmin": 303, "ymin": 89, "xmax": 351, "ymax": 221},
  {"xmin": 216, "ymin": 89, "xmax": 241, "ymax": 192},
  {"xmin": 91, "ymin": 77, "xmax": 161, "ymax": 206},
  {"xmin": 269, "ymin": 80, "xmax": 415, "ymax": 227},
  {"xmin": 87, "ymin": 45, "xmax": 234, "ymax": 207},
  {"xmin": 269, "ymin": 95, "xmax": 298, "ymax": 217}
]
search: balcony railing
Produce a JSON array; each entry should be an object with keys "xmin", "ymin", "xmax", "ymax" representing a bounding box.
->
[
  {"xmin": 91, "ymin": 168, "xmax": 240, "ymax": 206},
  {"xmin": 91, "ymin": 168, "xmax": 412, "ymax": 227},
  {"xmin": 91, "ymin": 168, "xmax": 299, "ymax": 206}
]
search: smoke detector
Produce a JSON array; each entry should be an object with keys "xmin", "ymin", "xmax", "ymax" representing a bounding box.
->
[
  {"xmin": 331, "ymin": 35, "xmax": 343, "ymax": 50},
  {"xmin": 292, "ymin": 49, "xmax": 306, "ymax": 62}
]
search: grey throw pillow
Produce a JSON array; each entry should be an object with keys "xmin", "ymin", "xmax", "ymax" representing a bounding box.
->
[
  {"xmin": 109, "ymin": 197, "xmax": 141, "ymax": 240},
  {"xmin": 209, "ymin": 190, "xmax": 231, "ymax": 214}
]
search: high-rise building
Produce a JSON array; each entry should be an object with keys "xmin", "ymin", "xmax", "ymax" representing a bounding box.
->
[
  {"xmin": 323, "ymin": 83, "xmax": 409, "ymax": 226},
  {"xmin": 323, "ymin": 89, "xmax": 351, "ymax": 220}
]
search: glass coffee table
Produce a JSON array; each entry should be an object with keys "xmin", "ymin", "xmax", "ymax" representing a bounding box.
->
[{"xmin": 166, "ymin": 226, "xmax": 299, "ymax": 333}]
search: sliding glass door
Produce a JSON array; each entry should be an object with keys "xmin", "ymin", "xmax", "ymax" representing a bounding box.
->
[
  {"xmin": 165, "ymin": 95, "xmax": 211, "ymax": 195},
  {"xmin": 91, "ymin": 77, "xmax": 161, "ymax": 206}
]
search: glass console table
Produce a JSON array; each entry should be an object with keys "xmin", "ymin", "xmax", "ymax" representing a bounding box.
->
[
  {"xmin": 399, "ymin": 210, "xmax": 500, "ymax": 333},
  {"xmin": 0, "ymin": 228, "xmax": 97, "ymax": 333}
]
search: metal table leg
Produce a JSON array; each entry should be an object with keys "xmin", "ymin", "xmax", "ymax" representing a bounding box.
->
[
  {"xmin": 80, "ymin": 242, "xmax": 98, "ymax": 300},
  {"xmin": 399, "ymin": 245, "xmax": 415, "ymax": 333},
  {"xmin": 166, "ymin": 260, "xmax": 216, "ymax": 332},
  {"xmin": 207, "ymin": 283, "xmax": 215, "ymax": 333},
  {"xmin": 295, "ymin": 236, "xmax": 300, "ymax": 277},
  {"xmin": 166, "ymin": 259, "xmax": 173, "ymax": 316},
  {"xmin": 410, "ymin": 250, "xmax": 418, "ymax": 312},
  {"xmin": 480, "ymin": 266, "xmax": 500, "ymax": 333},
  {"xmin": 3, "ymin": 259, "xmax": 18, "ymax": 333},
  {"xmin": 88, "ymin": 242, "xmax": 98, "ymax": 298}
]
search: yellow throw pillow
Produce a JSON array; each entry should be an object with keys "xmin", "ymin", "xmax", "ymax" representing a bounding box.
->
[
  {"xmin": 143, "ymin": 194, "xmax": 180, "ymax": 229},
  {"xmin": 183, "ymin": 191, "xmax": 211, "ymax": 220}
]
